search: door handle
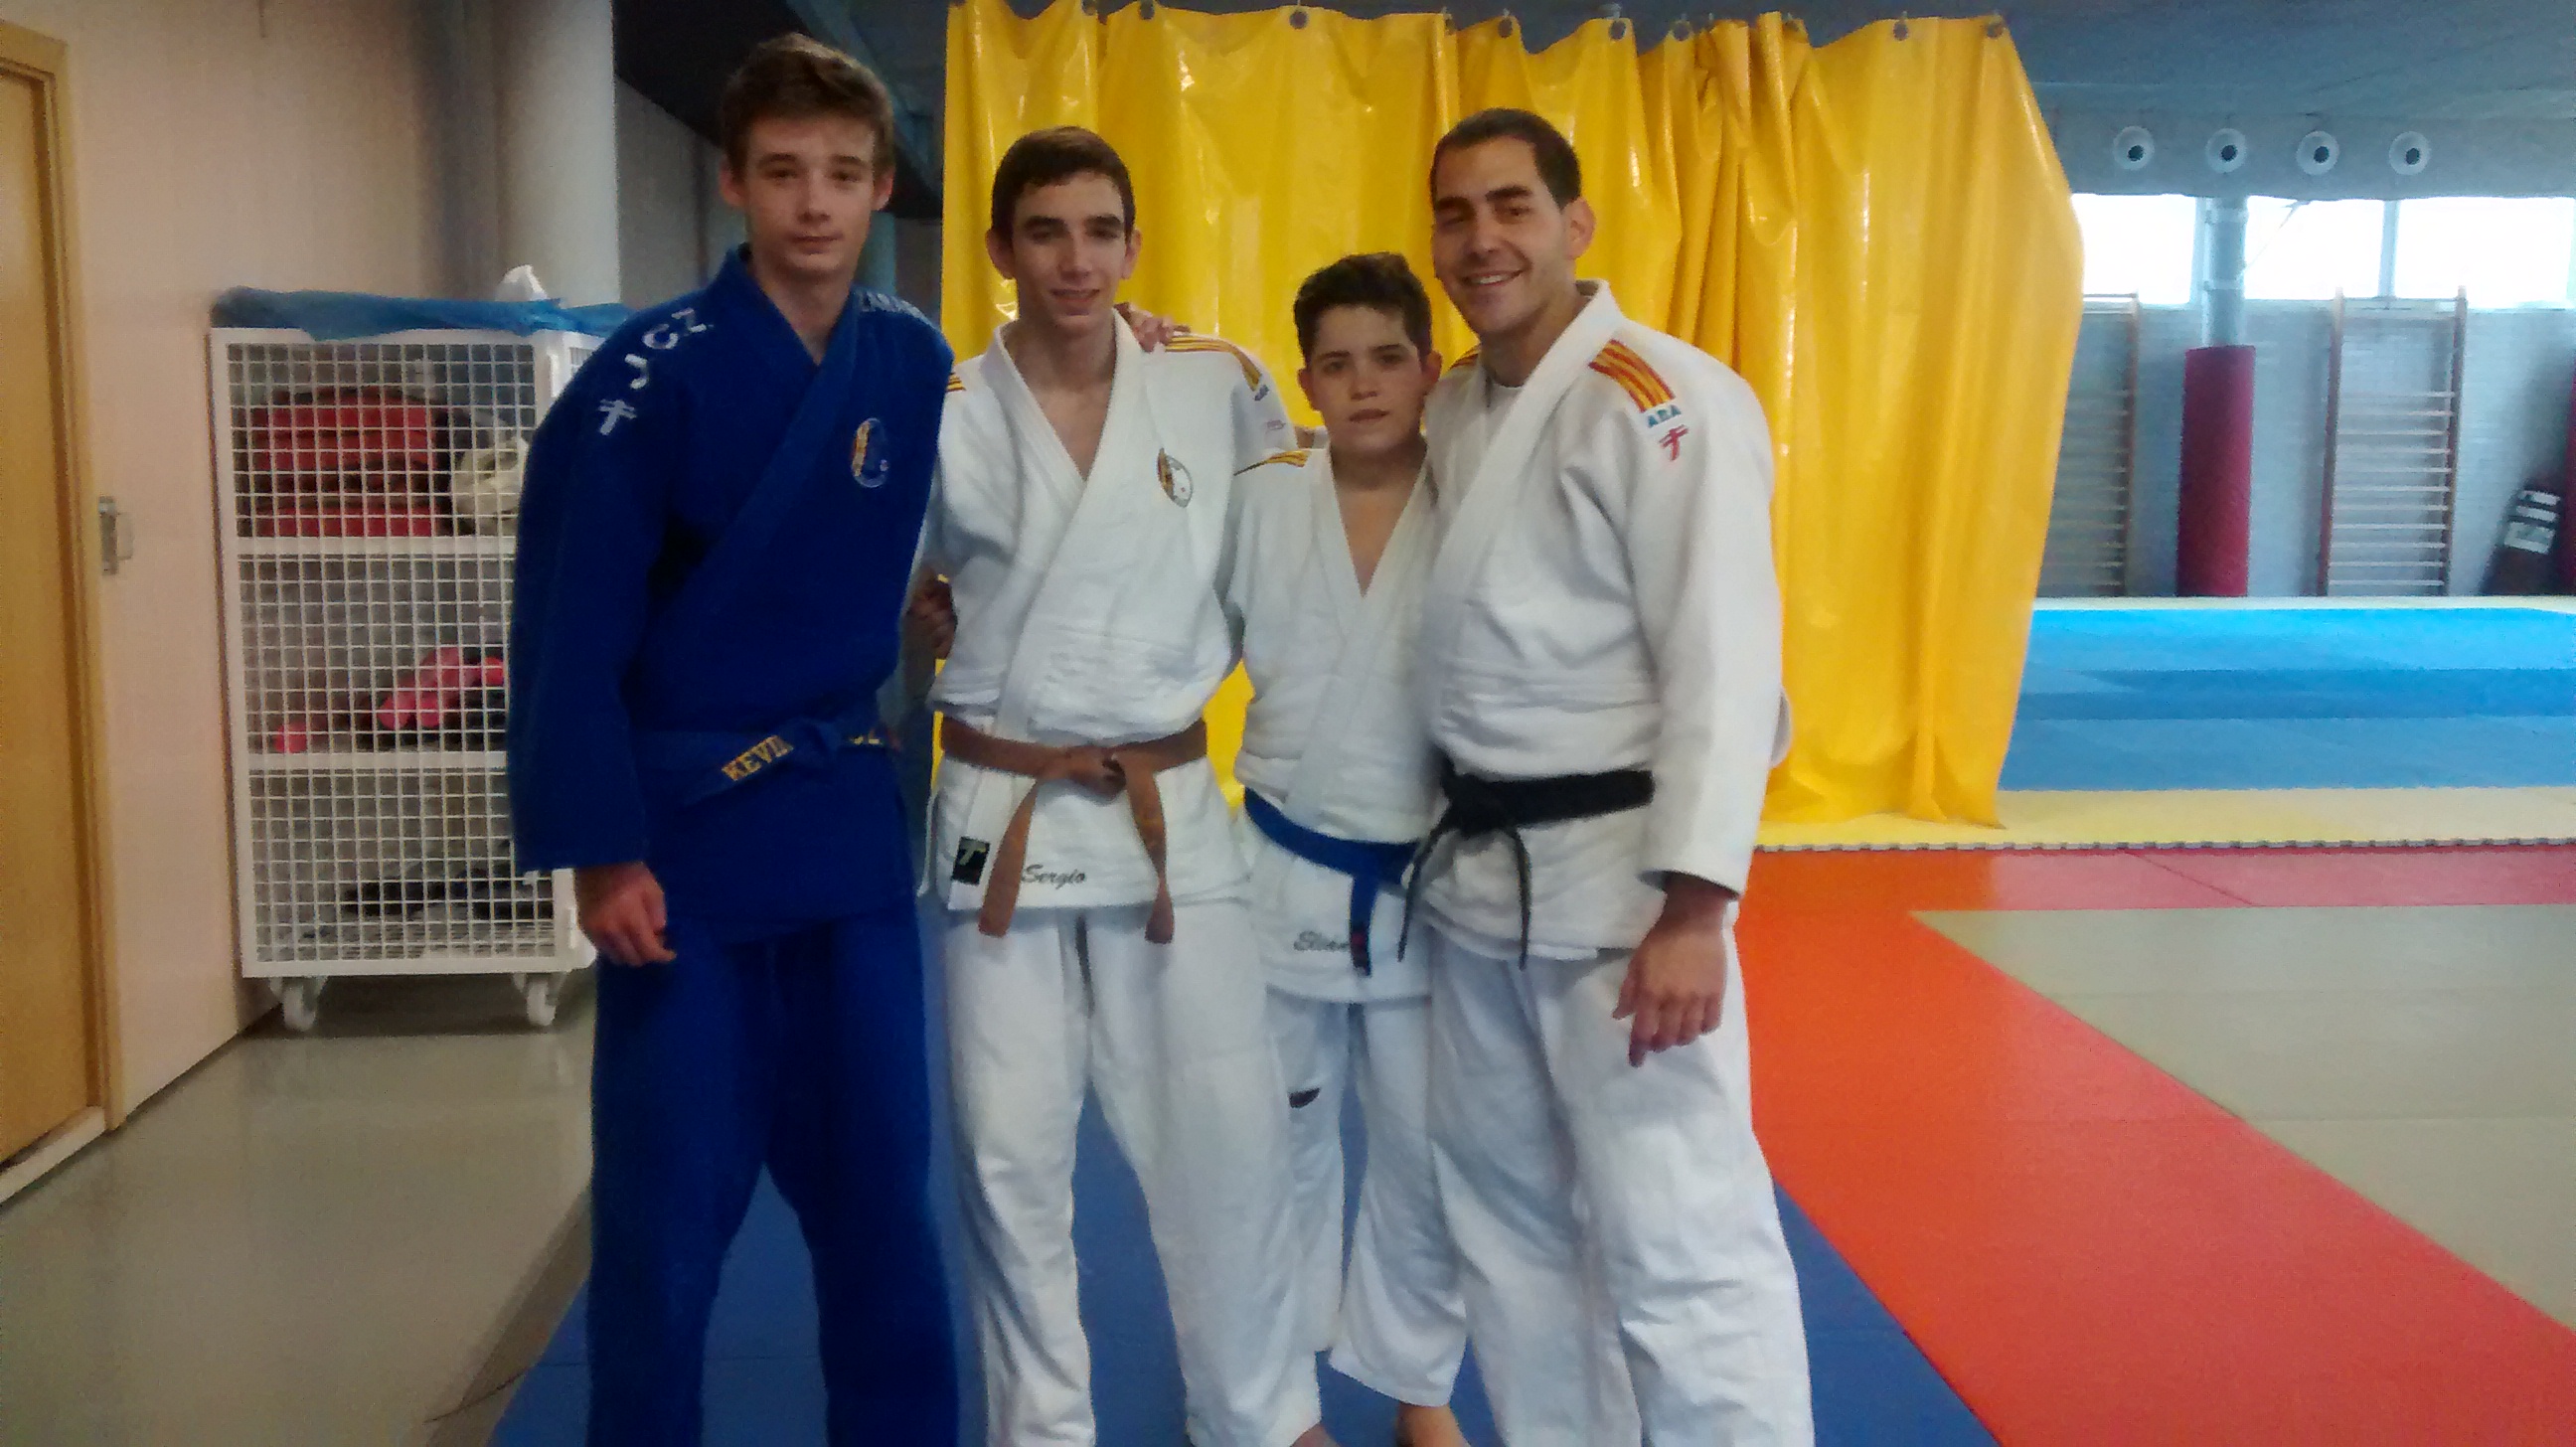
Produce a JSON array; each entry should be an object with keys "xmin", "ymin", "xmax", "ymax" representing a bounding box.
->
[{"xmin": 97, "ymin": 496, "xmax": 134, "ymax": 574}]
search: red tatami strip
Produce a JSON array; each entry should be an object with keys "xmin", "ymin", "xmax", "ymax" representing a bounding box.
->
[
  {"xmin": 1740, "ymin": 861, "xmax": 2576, "ymax": 1444},
  {"xmin": 1746, "ymin": 849, "xmax": 2244, "ymax": 914},
  {"xmin": 2140, "ymin": 845, "xmax": 2576, "ymax": 908}
]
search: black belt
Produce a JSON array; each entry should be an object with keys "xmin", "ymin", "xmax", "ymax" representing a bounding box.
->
[{"xmin": 1400, "ymin": 757, "xmax": 1655, "ymax": 964}]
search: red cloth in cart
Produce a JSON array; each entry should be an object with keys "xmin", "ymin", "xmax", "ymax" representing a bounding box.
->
[{"xmin": 242, "ymin": 387, "xmax": 441, "ymax": 483}]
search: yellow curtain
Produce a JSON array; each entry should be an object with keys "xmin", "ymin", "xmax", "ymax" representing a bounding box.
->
[{"xmin": 941, "ymin": 0, "xmax": 2081, "ymax": 827}]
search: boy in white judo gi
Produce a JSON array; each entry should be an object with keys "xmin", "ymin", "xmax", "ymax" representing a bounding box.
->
[
  {"xmin": 917, "ymin": 125, "xmax": 1330, "ymax": 1447},
  {"xmin": 1223, "ymin": 254, "xmax": 1469, "ymax": 1447},
  {"xmin": 1409, "ymin": 108, "xmax": 1816, "ymax": 1443}
]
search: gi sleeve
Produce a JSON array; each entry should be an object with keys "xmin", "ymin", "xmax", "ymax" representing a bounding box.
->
[
  {"xmin": 506, "ymin": 347, "xmax": 678, "ymax": 872},
  {"xmin": 1229, "ymin": 352, "xmax": 1298, "ymax": 469},
  {"xmin": 1574, "ymin": 373, "xmax": 1787, "ymax": 896},
  {"xmin": 1215, "ymin": 462, "xmax": 1255, "ymax": 655}
]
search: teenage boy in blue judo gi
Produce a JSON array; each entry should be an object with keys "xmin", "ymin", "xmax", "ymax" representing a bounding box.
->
[{"xmin": 507, "ymin": 36, "xmax": 957, "ymax": 1446}]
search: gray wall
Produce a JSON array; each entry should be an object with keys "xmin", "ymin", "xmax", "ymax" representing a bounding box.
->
[
  {"xmin": 2112, "ymin": 303, "xmax": 2574, "ymax": 596},
  {"xmin": 615, "ymin": 81, "xmax": 715, "ymax": 308},
  {"xmin": 2457, "ymin": 312, "xmax": 2576, "ymax": 590}
]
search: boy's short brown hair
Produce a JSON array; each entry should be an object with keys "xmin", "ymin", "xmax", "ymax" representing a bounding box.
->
[
  {"xmin": 989, "ymin": 126, "xmax": 1136, "ymax": 238},
  {"xmin": 719, "ymin": 35, "xmax": 895, "ymax": 175},
  {"xmin": 1292, "ymin": 252, "xmax": 1435, "ymax": 362}
]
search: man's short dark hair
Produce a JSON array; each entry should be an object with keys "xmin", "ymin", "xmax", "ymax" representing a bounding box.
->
[
  {"xmin": 1292, "ymin": 253, "xmax": 1434, "ymax": 362},
  {"xmin": 989, "ymin": 126, "xmax": 1137, "ymax": 238},
  {"xmin": 719, "ymin": 35, "xmax": 896, "ymax": 175},
  {"xmin": 1431, "ymin": 108, "xmax": 1582, "ymax": 207}
]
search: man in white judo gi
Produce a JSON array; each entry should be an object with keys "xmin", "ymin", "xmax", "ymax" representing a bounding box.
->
[
  {"xmin": 1408, "ymin": 108, "xmax": 1816, "ymax": 1443},
  {"xmin": 918, "ymin": 125, "xmax": 1329, "ymax": 1447},
  {"xmin": 1223, "ymin": 253, "xmax": 1469, "ymax": 1447}
]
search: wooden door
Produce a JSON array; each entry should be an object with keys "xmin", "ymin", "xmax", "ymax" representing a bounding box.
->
[{"xmin": 0, "ymin": 29, "xmax": 102, "ymax": 1160}]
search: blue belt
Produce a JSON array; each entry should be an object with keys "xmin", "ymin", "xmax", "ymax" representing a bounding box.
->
[
  {"xmin": 1242, "ymin": 788, "xmax": 1417, "ymax": 975},
  {"xmin": 635, "ymin": 701, "xmax": 893, "ymax": 807}
]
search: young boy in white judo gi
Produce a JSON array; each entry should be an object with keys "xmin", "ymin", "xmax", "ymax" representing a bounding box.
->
[
  {"xmin": 1223, "ymin": 254, "xmax": 1469, "ymax": 1447},
  {"xmin": 1409, "ymin": 108, "xmax": 1817, "ymax": 1444},
  {"xmin": 916, "ymin": 125, "xmax": 1331, "ymax": 1447}
]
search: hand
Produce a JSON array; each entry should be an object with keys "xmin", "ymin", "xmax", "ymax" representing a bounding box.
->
[
  {"xmin": 575, "ymin": 861, "xmax": 675, "ymax": 966},
  {"xmin": 1613, "ymin": 875, "xmax": 1735, "ymax": 1067},
  {"xmin": 905, "ymin": 573, "xmax": 956, "ymax": 661},
  {"xmin": 1115, "ymin": 301, "xmax": 1185, "ymax": 351}
]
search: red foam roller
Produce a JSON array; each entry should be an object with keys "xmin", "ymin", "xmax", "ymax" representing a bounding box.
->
[{"xmin": 2177, "ymin": 345, "xmax": 2254, "ymax": 596}]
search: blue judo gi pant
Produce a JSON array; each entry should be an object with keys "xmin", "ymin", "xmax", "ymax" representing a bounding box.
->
[{"xmin": 586, "ymin": 904, "xmax": 955, "ymax": 1445}]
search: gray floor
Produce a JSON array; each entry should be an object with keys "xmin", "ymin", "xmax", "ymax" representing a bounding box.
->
[
  {"xmin": 0, "ymin": 977, "xmax": 594, "ymax": 1446},
  {"xmin": 1923, "ymin": 904, "xmax": 2576, "ymax": 1330}
]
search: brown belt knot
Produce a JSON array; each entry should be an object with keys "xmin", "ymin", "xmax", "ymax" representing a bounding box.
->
[{"xmin": 938, "ymin": 716, "xmax": 1209, "ymax": 944}]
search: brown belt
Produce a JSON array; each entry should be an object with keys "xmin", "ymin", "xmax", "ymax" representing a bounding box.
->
[{"xmin": 938, "ymin": 716, "xmax": 1208, "ymax": 944}]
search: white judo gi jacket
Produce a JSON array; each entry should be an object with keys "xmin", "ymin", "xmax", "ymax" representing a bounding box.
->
[
  {"xmin": 1222, "ymin": 448, "xmax": 1440, "ymax": 1002},
  {"xmin": 925, "ymin": 317, "xmax": 1295, "ymax": 914},
  {"xmin": 1418, "ymin": 282, "xmax": 1790, "ymax": 955}
]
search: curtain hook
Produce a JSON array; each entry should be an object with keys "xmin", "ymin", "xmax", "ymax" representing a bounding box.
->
[
  {"xmin": 1497, "ymin": 10, "xmax": 1517, "ymax": 41},
  {"xmin": 1289, "ymin": 6, "xmax": 1310, "ymax": 29},
  {"xmin": 1987, "ymin": 15, "xmax": 2006, "ymax": 38}
]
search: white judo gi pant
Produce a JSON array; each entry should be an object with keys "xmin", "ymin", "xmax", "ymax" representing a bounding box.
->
[
  {"xmin": 1428, "ymin": 924, "xmax": 1814, "ymax": 1446},
  {"xmin": 1267, "ymin": 990, "xmax": 1470, "ymax": 1407},
  {"xmin": 944, "ymin": 897, "xmax": 1320, "ymax": 1447}
]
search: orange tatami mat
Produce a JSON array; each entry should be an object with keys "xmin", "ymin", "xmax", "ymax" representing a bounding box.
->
[{"xmin": 1739, "ymin": 851, "xmax": 2576, "ymax": 1444}]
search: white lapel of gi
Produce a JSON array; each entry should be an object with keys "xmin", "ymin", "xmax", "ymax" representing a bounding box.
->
[
  {"xmin": 1417, "ymin": 283, "xmax": 1627, "ymax": 712},
  {"xmin": 1281, "ymin": 460, "xmax": 1434, "ymax": 815},
  {"xmin": 987, "ymin": 317, "xmax": 1168, "ymax": 738}
]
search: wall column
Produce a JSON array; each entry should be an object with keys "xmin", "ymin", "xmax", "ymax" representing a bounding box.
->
[{"xmin": 494, "ymin": 0, "xmax": 621, "ymax": 303}]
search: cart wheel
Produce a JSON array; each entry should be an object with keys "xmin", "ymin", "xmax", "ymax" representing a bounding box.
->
[
  {"xmin": 278, "ymin": 977, "xmax": 324, "ymax": 1033},
  {"xmin": 523, "ymin": 973, "xmax": 563, "ymax": 1030}
]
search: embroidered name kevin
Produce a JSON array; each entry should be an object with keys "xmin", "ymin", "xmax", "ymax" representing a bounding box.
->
[{"xmin": 720, "ymin": 735, "xmax": 793, "ymax": 782}]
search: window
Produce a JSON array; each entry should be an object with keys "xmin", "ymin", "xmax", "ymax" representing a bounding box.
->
[
  {"xmin": 2071, "ymin": 193, "xmax": 2196, "ymax": 304},
  {"xmin": 2393, "ymin": 197, "xmax": 2575, "ymax": 305},
  {"xmin": 2243, "ymin": 198, "xmax": 2386, "ymax": 300}
]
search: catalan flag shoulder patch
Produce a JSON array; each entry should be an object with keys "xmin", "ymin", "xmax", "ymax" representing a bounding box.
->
[
  {"xmin": 1237, "ymin": 448, "xmax": 1312, "ymax": 473},
  {"xmin": 946, "ymin": 369, "xmax": 967, "ymax": 394},
  {"xmin": 1588, "ymin": 340, "xmax": 1677, "ymax": 414},
  {"xmin": 1447, "ymin": 347, "xmax": 1481, "ymax": 375},
  {"xmin": 1164, "ymin": 332, "xmax": 1270, "ymax": 398}
]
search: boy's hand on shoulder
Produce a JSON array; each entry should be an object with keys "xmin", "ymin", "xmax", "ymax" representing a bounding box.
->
[
  {"xmin": 1115, "ymin": 302, "xmax": 1185, "ymax": 351},
  {"xmin": 575, "ymin": 861, "xmax": 676, "ymax": 966}
]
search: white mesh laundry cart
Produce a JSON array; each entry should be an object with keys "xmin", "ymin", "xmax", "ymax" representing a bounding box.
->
[{"xmin": 210, "ymin": 327, "xmax": 596, "ymax": 1029}]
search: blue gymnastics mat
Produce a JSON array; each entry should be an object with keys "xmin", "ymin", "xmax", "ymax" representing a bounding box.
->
[
  {"xmin": 2003, "ymin": 607, "xmax": 2576, "ymax": 792},
  {"xmin": 491, "ymin": 1102, "xmax": 1988, "ymax": 1446}
]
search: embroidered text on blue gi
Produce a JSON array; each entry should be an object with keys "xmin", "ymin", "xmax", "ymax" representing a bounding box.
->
[{"xmin": 720, "ymin": 735, "xmax": 793, "ymax": 782}]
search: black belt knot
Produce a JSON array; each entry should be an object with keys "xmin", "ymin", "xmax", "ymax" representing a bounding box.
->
[{"xmin": 1399, "ymin": 757, "xmax": 1655, "ymax": 965}]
